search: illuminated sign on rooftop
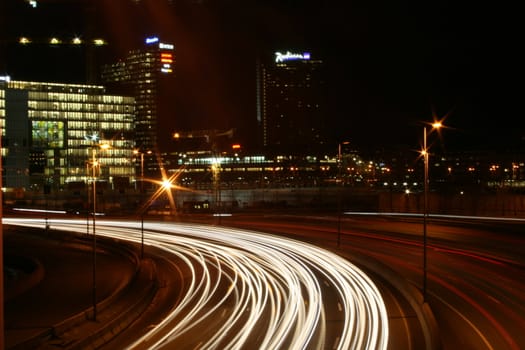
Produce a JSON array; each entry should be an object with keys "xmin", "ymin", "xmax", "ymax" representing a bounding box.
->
[
  {"xmin": 275, "ymin": 51, "xmax": 311, "ymax": 63},
  {"xmin": 160, "ymin": 52, "xmax": 173, "ymax": 74},
  {"xmin": 145, "ymin": 36, "xmax": 159, "ymax": 44},
  {"xmin": 145, "ymin": 36, "xmax": 174, "ymax": 50},
  {"xmin": 159, "ymin": 43, "xmax": 174, "ymax": 50}
]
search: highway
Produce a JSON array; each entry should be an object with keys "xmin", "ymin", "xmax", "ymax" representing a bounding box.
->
[
  {"xmin": 4, "ymin": 218, "xmax": 390, "ymax": 350},
  {"xmin": 5, "ymin": 212, "xmax": 523, "ymax": 350},
  {"xmin": 216, "ymin": 213, "xmax": 525, "ymax": 350}
]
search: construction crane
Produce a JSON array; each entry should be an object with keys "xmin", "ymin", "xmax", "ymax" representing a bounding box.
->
[
  {"xmin": 172, "ymin": 128, "xmax": 235, "ymax": 155},
  {"xmin": 172, "ymin": 128, "xmax": 234, "ymax": 144}
]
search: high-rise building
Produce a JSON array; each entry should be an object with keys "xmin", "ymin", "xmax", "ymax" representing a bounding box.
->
[
  {"xmin": 256, "ymin": 51, "xmax": 329, "ymax": 155},
  {"xmin": 0, "ymin": 77, "xmax": 135, "ymax": 190},
  {"xmin": 101, "ymin": 36, "xmax": 175, "ymax": 176},
  {"xmin": 101, "ymin": 36, "xmax": 175, "ymax": 153}
]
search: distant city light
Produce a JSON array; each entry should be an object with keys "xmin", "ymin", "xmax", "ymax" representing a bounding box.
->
[
  {"xmin": 16, "ymin": 36, "xmax": 107, "ymax": 46},
  {"xmin": 93, "ymin": 39, "xmax": 106, "ymax": 46},
  {"xmin": 19, "ymin": 37, "xmax": 31, "ymax": 45},
  {"xmin": 27, "ymin": 0, "xmax": 37, "ymax": 8}
]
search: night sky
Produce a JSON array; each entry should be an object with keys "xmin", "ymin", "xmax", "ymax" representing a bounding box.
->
[{"xmin": 0, "ymin": 0, "xmax": 520, "ymax": 153}]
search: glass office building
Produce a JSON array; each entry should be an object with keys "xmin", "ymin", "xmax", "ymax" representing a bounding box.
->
[
  {"xmin": 101, "ymin": 36, "xmax": 175, "ymax": 152},
  {"xmin": 101, "ymin": 36, "xmax": 175, "ymax": 177},
  {"xmin": 0, "ymin": 78, "xmax": 136, "ymax": 190}
]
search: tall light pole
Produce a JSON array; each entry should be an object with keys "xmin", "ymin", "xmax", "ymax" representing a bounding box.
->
[
  {"xmin": 87, "ymin": 139, "xmax": 110, "ymax": 321},
  {"xmin": 337, "ymin": 141, "xmax": 350, "ymax": 247},
  {"xmin": 1, "ymin": 128, "xmax": 4, "ymax": 347},
  {"xmin": 86, "ymin": 158, "xmax": 90, "ymax": 236},
  {"xmin": 91, "ymin": 146, "xmax": 98, "ymax": 320},
  {"xmin": 140, "ymin": 152, "xmax": 144, "ymax": 258},
  {"xmin": 212, "ymin": 160, "xmax": 222, "ymax": 224},
  {"xmin": 422, "ymin": 122, "xmax": 442, "ymax": 303},
  {"xmin": 134, "ymin": 149, "xmax": 147, "ymax": 259}
]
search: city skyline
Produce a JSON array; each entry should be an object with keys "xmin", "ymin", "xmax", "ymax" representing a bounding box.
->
[{"xmin": 0, "ymin": 0, "xmax": 520, "ymax": 153}]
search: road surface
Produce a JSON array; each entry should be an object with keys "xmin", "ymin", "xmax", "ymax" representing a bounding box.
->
[{"xmin": 5, "ymin": 218, "xmax": 395, "ymax": 349}]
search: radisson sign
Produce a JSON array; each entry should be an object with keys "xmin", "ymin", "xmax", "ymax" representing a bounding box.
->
[{"xmin": 274, "ymin": 51, "xmax": 311, "ymax": 63}]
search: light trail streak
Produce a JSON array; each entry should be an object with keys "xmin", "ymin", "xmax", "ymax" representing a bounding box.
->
[{"xmin": 5, "ymin": 218, "xmax": 389, "ymax": 350}]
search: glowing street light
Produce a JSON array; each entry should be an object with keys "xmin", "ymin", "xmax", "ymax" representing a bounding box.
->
[
  {"xmin": 86, "ymin": 137, "xmax": 110, "ymax": 321},
  {"xmin": 133, "ymin": 149, "xmax": 152, "ymax": 258},
  {"xmin": 422, "ymin": 121, "xmax": 443, "ymax": 303},
  {"xmin": 162, "ymin": 179, "xmax": 172, "ymax": 189}
]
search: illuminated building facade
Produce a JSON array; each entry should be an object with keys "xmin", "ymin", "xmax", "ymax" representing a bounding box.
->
[
  {"xmin": 101, "ymin": 36, "xmax": 175, "ymax": 157},
  {"xmin": 0, "ymin": 78, "xmax": 135, "ymax": 190},
  {"xmin": 256, "ymin": 51, "xmax": 328, "ymax": 155}
]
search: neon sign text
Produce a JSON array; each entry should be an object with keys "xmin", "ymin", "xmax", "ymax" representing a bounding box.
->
[
  {"xmin": 145, "ymin": 36, "xmax": 159, "ymax": 44},
  {"xmin": 159, "ymin": 43, "xmax": 174, "ymax": 50},
  {"xmin": 275, "ymin": 51, "xmax": 311, "ymax": 63}
]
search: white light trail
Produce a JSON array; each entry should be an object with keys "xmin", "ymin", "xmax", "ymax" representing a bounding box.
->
[{"xmin": 5, "ymin": 218, "xmax": 389, "ymax": 350}]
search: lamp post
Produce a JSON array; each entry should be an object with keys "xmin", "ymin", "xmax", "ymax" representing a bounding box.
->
[
  {"xmin": 140, "ymin": 152, "xmax": 144, "ymax": 258},
  {"xmin": 422, "ymin": 122, "xmax": 441, "ymax": 303},
  {"xmin": 161, "ymin": 179, "xmax": 173, "ymax": 217},
  {"xmin": 91, "ymin": 146, "xmax": 98, "ymax": 320},
  {"xmin": 87, "ymin": 140, "xmax": 109, "ymax": 321},
  {"xmin": 212, "ymin": 160, "xmax": 222, "ymax": 224},
  {"xmin": 337, "ymin": 141, "xmax": 349, "ymax": 247},
  {"xmin": 44, "ymin": 181, "xmax": 50, "ymax": 231},
  {"xmin": 1, "ymin": 131, "xmax": 4, "ymax": 347},
  {"xmin": 86, "ymin": 160, "xmax": 90, "ymax": 236},
  {"xmin": 134, "ymin": 149, "xmax": 146, "ymax": 259}
]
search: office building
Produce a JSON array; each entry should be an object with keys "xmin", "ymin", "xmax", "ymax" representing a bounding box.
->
[
  {"xmin": 256, "ymin": 51, "xmax": 329, "ymax": 155},
  {"xmin": 101, "ymin": 36, "xmax": 175, "ymax": 155},
  {"xmin": 0, "ymin": 77, "xmax": 135, "ymax": 190}
]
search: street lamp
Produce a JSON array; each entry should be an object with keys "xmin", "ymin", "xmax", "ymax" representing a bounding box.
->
[
  {"xmin": 161, "ymin": 178, "xmax": 174, "ymax": 216},
  {"xmin": 211, "ymin": 160, "xmax": 222, "ymax": 224},
  {"xmin": 422, "ymin": 121, "xmax": 442, "ymax": 303},
  {"xmin": 0, "ymin": 131, "xmax": 4, "ymax": 346},
  {"xmin": 133, "ymin": 149, "xmax": 150, "ymax": 259},
  {"xmin": 90, "ymin": 147, "xmax": 98, "ymax": 320},
  {"xmin": 87, "ymin": 140, "xmax": 110, "ymax": 321},
  {"xmin": 337, "ymin": 141, "xmax": 350, "ymax": 247}
]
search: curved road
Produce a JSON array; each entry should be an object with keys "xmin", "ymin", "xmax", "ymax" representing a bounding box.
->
[
  {"xmin": 5, "ymin": 218, "xmax": 391, "ymax": 350},
  {"xmin": 8, "ymin": 213, "xmax": 518, "ymax": 349},
  {"xmin": 217, "ymin": 213, "xmax": 525, "ymax": 350}
]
